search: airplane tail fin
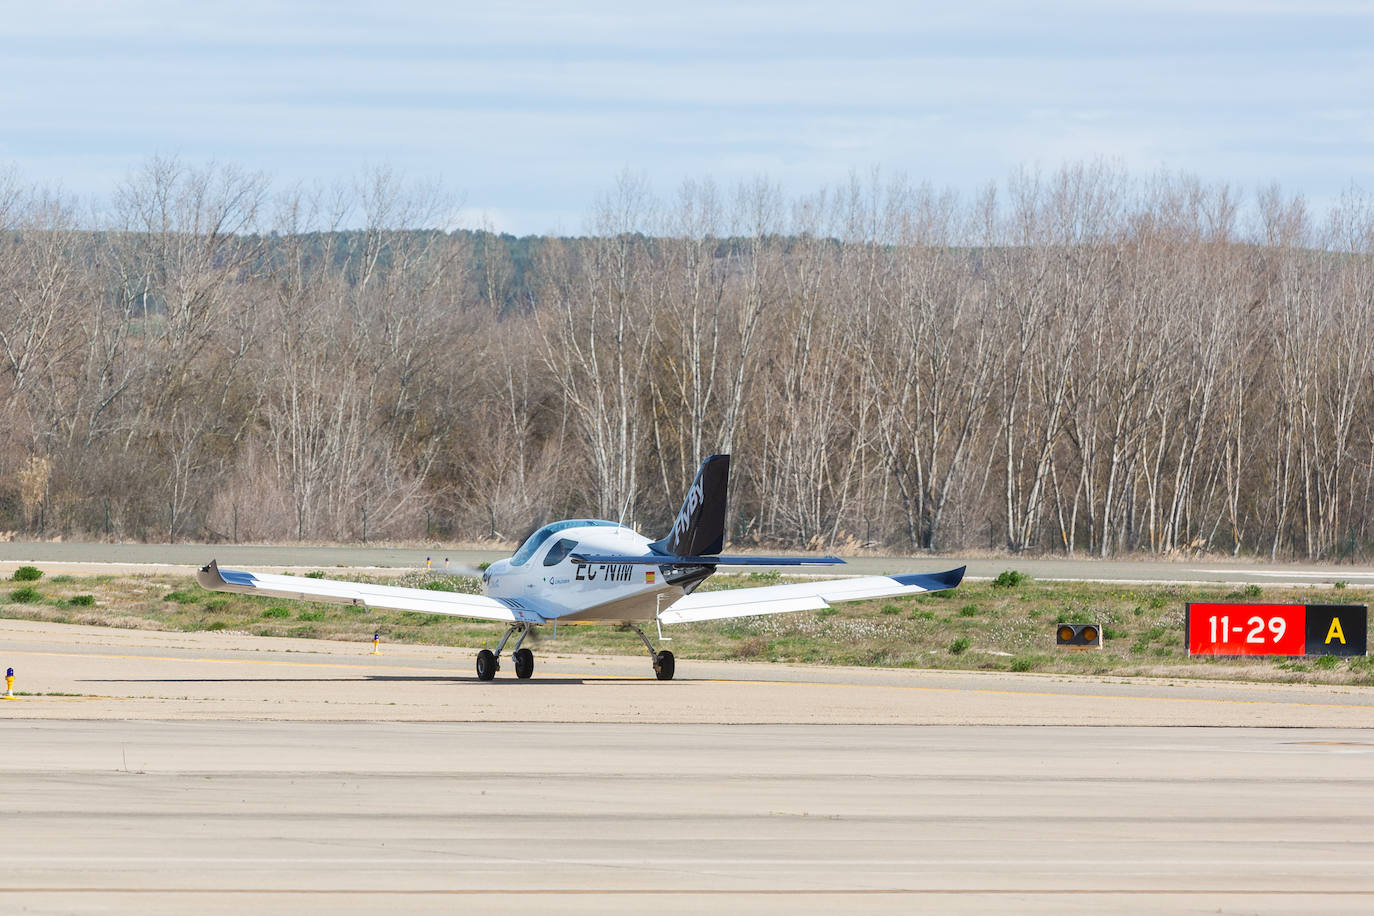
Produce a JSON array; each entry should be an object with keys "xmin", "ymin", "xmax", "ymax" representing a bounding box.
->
[{"xmin": 650, "ymin": 454, "xmax": 730, "ymax": 557}]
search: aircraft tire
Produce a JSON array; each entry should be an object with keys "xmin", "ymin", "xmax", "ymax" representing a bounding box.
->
[
  {"xmin": 653, "ymin": 650, "xmax": 675, "ymax": 681},
  {"xmin": 476, "ymin": 649, "xmax": 497, "ymax": 681},
  {"xmin": 513, "ymin": 648, "xmax": 534, "ymax": 679}
]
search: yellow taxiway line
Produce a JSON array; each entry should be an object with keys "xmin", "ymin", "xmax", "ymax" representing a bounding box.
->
[{"xmin": 5, "ymin": 646, "xmax": 1374, "ymax": 711}]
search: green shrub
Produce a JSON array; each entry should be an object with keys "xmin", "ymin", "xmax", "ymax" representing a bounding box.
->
[
  {"xmin": 12, "ymin": 566, "xmax": 42, "ymax": 582},
  {"xmin": 1010, "ymin": 656, "xmax": 1038, "ymax": 672},
  {"xmin": 261, "ymin": 606, "xmax": 290, "ymax": 619},
  {"xmin": 297, "ymin": 610, "xmax": 325, "ymax": 622},
  {"xmin": 1334, "ymin": 580, "xmax": 1348, "ymax": 590},
  {"xmin": 992, "ymin": 570, "xmax": 1024, "ymax": 589},
  {"xmin": 163, "ymin": 591, "xmax": 198, "ymax": 604},
  {"xmin": 305, "ymin": 571, "xmax": 326, "ymax": 579},
  {"xmin": 10, "ymin": 586, "xmax": 40, "ymax": 603},
  {"xmin": 948, "ymin": 637, "xmax": 971, "ymax": 655},
  {"xmin": 69, "ymin": 594, "xmax": 95, "ymax": 607},
  {"xmin": 50, "ymin": 574, "xmax": 74, "ymax": 584},
  {"xmin": 880, "ymin": 604, "xmax": 902, "ymax": 615},
  {"xmin": 205, "ymin": 621, "xmax": 228, "ymax": 631},
  {"xmin": 957, "ymin": 604, "xmax": 980, "ymax": 617},
  {"xmin": 1314, "ymin": 655, "xmax": 1339, "ymax": 670}
]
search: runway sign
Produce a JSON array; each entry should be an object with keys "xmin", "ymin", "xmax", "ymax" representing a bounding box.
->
[{"xmin": 1187, "ymin": 603, "xmax": 1367, "ymax": 656}]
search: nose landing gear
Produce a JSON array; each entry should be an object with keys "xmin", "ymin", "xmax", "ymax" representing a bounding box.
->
[
  {"xmin": 475, "ymin": 648, "xmax": 497, "ymax": 681},
  {"xmin": 476, "ymin": 623, "xmax": 536, "ymax": 681},
  {"xmin": 513, "ymin": 647, "xmax": 534, "ymax": 679}
]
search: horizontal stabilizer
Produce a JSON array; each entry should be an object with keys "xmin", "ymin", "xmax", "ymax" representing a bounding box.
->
[{"xmin": 570, "ymin": 553, "xmax": 845, "ymax": 567}]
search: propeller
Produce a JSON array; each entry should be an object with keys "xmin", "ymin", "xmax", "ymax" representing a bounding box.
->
[{"xmin": 420, "ymin": 555, "xmax": 486, "ymax": 578}]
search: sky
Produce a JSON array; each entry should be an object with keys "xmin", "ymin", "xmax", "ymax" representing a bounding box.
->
[{"xmin": 2, "ymin": 0, "xmax": 1372, "ymax": 234}]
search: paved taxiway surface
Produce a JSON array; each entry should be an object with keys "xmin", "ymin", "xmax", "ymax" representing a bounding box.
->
[
  {"xmin": 3, "ymin": 720, "xmax": 1374, "ymax": 914},
  {"xmin": 5, "ymin": 617, "xmax": 1374, "ymax": 726},
  {"xmin": 2, "ymin": 620, "xmax": 1374, "ymax": 913},
  {"xmin": 3, "ymin": 540, "xmax": 1374, "ymax": 586}
]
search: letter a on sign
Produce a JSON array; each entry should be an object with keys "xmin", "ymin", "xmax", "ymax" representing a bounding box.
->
[
  {"xmin": 1302, "ymin": 604, "xmax": 1366, "ymax": 656},
  {"xmin": 1326, "ymin": 617, "xmax": 1346, "ymax": 645}
]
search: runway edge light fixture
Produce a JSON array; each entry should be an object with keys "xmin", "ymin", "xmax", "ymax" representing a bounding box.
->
[{"xmin": 1056, "ymin": 623, "xmax": 1103, "ymax": 649}]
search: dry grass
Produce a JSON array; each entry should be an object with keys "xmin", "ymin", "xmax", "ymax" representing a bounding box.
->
[{"xmin": 3, "ymin": 569, "xmax": 1371, "ymax": 686}]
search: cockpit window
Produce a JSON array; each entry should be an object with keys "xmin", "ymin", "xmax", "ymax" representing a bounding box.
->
[
  {"xmin": 543, "ymin": 538, "xmax": 577, "ymax": 566},
  {"xmin": 510, "ymin": 519, "xmax": 616, "ymax": 566}
]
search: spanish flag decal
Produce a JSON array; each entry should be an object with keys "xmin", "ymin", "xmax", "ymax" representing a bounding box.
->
[{"xmin": 645, "ymin": 570, "xmax": 655, "ymax": 584}]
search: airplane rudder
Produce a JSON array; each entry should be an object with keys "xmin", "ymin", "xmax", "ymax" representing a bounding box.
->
[{"xmin": 656, "ymin": 453, "xmax": 730, "ymax": 556}]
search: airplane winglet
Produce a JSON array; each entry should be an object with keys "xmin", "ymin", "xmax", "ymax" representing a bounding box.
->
[{"xmin": 197, "ymin": 559, "xmax": 224, "ymax": 590}]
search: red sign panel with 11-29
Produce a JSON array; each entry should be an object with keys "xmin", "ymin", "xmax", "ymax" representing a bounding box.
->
[{"xmin": 1187, "ymin": 603, "xmax": 1367, "ymax": 656}]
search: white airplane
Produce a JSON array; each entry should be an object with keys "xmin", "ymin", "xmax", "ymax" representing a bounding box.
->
[{"xmin": 198, "ymin": 454, "xmax": 965, "ymax": 680}]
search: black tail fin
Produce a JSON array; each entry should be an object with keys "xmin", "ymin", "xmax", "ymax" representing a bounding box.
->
[{"xmin": 650, "ymin": 454, "xmax": 730, "ymax": 557}]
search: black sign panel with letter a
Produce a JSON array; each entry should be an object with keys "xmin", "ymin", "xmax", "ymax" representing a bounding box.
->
[{"xmin": 1303, "ymin": 605, "xmax": 1368, "ymax": 657}]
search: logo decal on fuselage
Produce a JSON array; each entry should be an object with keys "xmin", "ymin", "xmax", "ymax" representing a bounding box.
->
[{"xmin": 575, "ymin": 563, "xmax": 635, "ymax": 583}]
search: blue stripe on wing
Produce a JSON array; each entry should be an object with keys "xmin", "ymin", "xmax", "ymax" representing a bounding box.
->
[
  {"xmin": 890, "ymin": 566, "xmax": 966, "ymax": 591},
  {"xmin": 218, "ymin": 568, "xmax": 259, "ymax": 587}
]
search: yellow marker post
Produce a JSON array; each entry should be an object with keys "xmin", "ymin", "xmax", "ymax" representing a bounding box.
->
[
  {"xmin": 371, "ymin": 632, "xmax": 381, "ymax": 655},
  {"xmin": 4, "ymin": 667, "xmax": 14, "ymax": 698},
  {"xmin": 426, "ymin": 556, "xmax": 432, "ymax": 569}
]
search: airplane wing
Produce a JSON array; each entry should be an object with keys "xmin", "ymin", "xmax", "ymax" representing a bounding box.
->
[
  {"xmin": 657, "ymin": 566, "xmax": 966, "ymax": 624},
  {"xmin": 196, "ymin": 560, "xmax": 550, "ymax": 623},
  {"xmin": 570, "ymin": 553, "xmax": 844, "ymax": 566}
]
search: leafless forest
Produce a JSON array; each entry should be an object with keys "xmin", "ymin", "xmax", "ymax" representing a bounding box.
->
[{"xmin": 1, "ymin": 158, "xmax": 1372, "ymax": 559}]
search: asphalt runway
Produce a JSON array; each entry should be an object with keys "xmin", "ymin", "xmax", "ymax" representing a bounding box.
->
[
  {"xmin": 2, "ymin": 621, "xmax": 1374, "ymax": 913},
  {"xmin": 5, "ymin": 617, "xmax": 1374, "ymax": 726},
  {"xmin": 2, "ymin": 721, "xmax": 1373, "ymax": 914},
  {"xmin": 3, "ymin": 540, "xmax": 1374, "ymax": 586}
]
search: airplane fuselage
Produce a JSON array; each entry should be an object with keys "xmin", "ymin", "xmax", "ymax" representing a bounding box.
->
[{"xmin": 482, "ymin": 520, "xmax": 693, "ymax": 622}]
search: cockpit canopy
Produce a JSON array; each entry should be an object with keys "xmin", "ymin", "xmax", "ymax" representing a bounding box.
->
[{"xmin": 510, "ymin": 519, "xmax": 617, "ymax": 566}]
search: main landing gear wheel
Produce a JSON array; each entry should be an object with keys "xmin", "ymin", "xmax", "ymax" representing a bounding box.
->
[
  {"xmin": 475, "ymin": 649, "xmax": 497, "ymax": 681},
  {"xmin": 653, "ymin": 650, "xmax": 675, "ymax": 681},
  {"xmin": 513, "ymin": 647, "xmax": 534, "ymax": 679}
]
